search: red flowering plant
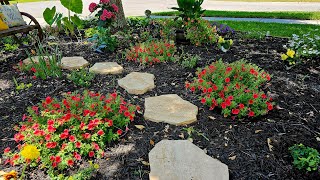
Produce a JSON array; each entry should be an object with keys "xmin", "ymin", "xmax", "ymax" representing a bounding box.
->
[
  {"xmin": 89, "ymin": 0, "xmax": 119, "ymax": 27},
  {"xmin": 185, "ymin": 59, "xmax": 274, "ymax": 119},
  {"xmin": 125, "ymin": 40, "xmax": 176, "ymax": 65},
  {"xmin": 3, "ymin": 90, "xmax": 137, "ymax": 178}
]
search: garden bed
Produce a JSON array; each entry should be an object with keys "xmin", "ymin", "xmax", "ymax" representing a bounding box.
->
[{"xmin": 0, "ymin": 36, "xmax": 319, "ymax": 179}]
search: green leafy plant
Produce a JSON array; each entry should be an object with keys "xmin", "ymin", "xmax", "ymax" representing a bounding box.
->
[
  {"xmin": 3, "ymin": 90, "xmax": 137, "ymax": 178},
  {"xmin": 87, "ymin": 27, "xmax": 118, "ymax": 53},
  {"xmin": 68, "ymin": 68, "xmax": 95, "ymax": 87},
  {"xmin": 178, "ymin": 49, "xmax": 199, "ymax": 68},
  {"xmin": 289, "ymin": 144, "xmax": 320, "ymax": 172},
  {"xmin": 285, "ymin": 32, "xmax": 320, "ymax": 58},
  {"xmin": 24, "ymin": 44, "xmax": 62, "ymax": 80},
  {"xmin": 182, "ymin": 126, "xmax": 209, "ymax": 142},
  {"xmin": 171, "ymin": 0, "xmax": 205, "ymax": 22},
  {"xmin": 217, "ymin": 36, "xmax": 233, "ymax": 52},
  {"xmin": 186, "ymin": 59, "xmax": 274, "ymax": 118},
  {"xmin": 185, "ymin": 19, "xmax": 218, "ymax": 46},
  {"xmin": 4, "ymin": 43, "xmax": 19, "ymax": 51},
  {"xmin": 43, "ymin": 0, "xmax": 83, "ymax": 36},
  {"xmin": 125, "ymin": 40, "xmax": 176, "ymax": 65},
  {"xmin": 13, "ymin": 77, "xmax": 32, "ymax": 91}
]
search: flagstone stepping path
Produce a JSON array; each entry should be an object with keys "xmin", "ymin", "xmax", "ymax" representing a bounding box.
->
[
  {"xmin": 23, "ymin": 56, "xmax": 52, "ymax": 65},
  {"xmin": 89, "ymin": 62, "xmax": 123, "ymax": 75},
  {"xmin": 149, "ymin": 140, "xmax": 229, "ymax": 180},
  {"xmin": 0, "ymin": 79, "xmax": 11, "ymax": 91},
  {"xmin": 60, "ymin": 56, "xmax": 89, "ymax": 70},
  {"xmin": 118, "ymin": 72, "xmax": 155, "ymax": 95},
  {"xmin": 144, "ymin": 94, "xmax": 198, "ymax": 125}
]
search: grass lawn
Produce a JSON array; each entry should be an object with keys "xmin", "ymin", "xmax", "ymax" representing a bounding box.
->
[
  {"xmin": 217, "ymin": 20, "xmax": 319, "ymax": 38},
  {"xmin": 152, "ymin": 10, "xmax": 320, "ymax": 20}
]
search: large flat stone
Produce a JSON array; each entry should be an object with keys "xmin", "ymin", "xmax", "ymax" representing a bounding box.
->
[
  {"xmin": 89, "ymin": 62, "xmax": 123, "ymax": 75},
  {"xmin": 149, "ymin": 140, "xmax": 229, "ymax": 180},
  {"xmin": 60, "ymin": 56, "xmax": 89, "ymax": 70},
  {"xmin": 144, "ymin": 94, "xmax": 198, "ymax": 125},
  {"xmin": 23, "ymin": 56, "xmax": 52, "ymax": 65},
  {"xmin": 118, "ymin": 72, "xmax": 155, "ymax": 95}
]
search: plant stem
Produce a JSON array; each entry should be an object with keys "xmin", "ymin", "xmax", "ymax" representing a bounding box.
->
[{"xmin": 20, "ymin": 163, "xmax": 27, "ymax": 180}]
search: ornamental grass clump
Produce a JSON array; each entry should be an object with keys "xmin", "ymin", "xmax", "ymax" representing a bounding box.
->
[
  {"xmin": 3, "ymin": 90, "xmax": 137, "ymax": 178},
  {"xmin": 125, "ymin": 40, "xmax": 176, "ymax": 65},
  {"xmin": 186, "ymin": 59, "xmax": 274, "ymax": 119}
]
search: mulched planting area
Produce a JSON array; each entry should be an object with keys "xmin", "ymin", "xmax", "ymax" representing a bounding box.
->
[{"xmin": 0, "ymin": 37, "xmax": 319, "ymax": 179}]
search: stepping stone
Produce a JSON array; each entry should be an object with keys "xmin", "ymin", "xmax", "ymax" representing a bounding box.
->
[
  {"xmin": 60, "ymin": 56, "xmax": 89, "ymax": 70},
  {"xmin": 0, "ymin": 79, "xmax": 11, "ymax": 91},
  {"xmin": 90, "ymin": 62, "xmax": 123, "ymax": 75},
  {"xmin": 149, "ymin": 140, "xmax": 229, "ymax": 180},
  {"xmin": 23, "ymin": 56, "xmax": 52, "ymax": 65},
  {"xmin": 118, "ymin": 72, "xmax": 155, "ymax": 95},
  {"xmin": 144, "ymin": 94, "xmax": 198, "ymax": 125}
]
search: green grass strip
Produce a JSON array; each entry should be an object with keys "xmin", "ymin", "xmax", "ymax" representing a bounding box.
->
[
  {"xmin": 217, "ymin": 20, "xmax": 320, "ymax": 38},
  {"xmin": 152, "ymin": 10, "xmax": 320, "ymax": 20}
]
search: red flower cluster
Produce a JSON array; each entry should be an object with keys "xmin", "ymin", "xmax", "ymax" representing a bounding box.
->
[
  {"xmin": 125, "ymin": 40, "xmax": 176, "ymax": 65},
  {"xmin": 186, "ymin": 59, "xmax": 274, "ymax": 118},
  {"xmin": 4, "ymin": 90, "xmax": 137, "ymax": 174}
]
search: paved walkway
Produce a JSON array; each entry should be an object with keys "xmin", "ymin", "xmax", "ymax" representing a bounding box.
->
[
  {"xmin": 151, "ymin": 15, "xmax": 320, "ymax": 25},
  {"xmin": 16, "ymin": 0, "xmax": 320, "ymax": 25}
]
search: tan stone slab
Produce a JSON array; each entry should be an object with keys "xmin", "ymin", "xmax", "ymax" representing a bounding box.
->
[
  {"xmin": 144, "ymin": 94, "xmax": 198, "ymax": 125},
  {"xmin": 60, "ymin": 56, "xmax": 89, "ymax": 70},
  {"xmin": 118, "ymin": 72, "xmax": 155, "ymax": 95},
  {"xmin": 0, "ymin": 79, "xmax": 11, "ymax": 91},
  {"xmin": 149, "ymin": 140, "xmax": 229, "ymax": 180},
  {"xmin": 23, "ymin": 56, "xmax": 52, "ymax": 65},
  {"xmin": 89, "ymin": 62, "xmax": 123, "ymax": 75}
]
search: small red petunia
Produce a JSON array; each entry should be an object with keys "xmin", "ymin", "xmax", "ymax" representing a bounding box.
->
[
  {"xmin": 117, "ymin": 129, "xmax": 123, "ymax": 135},
  {"xmin": 97, "ymin": 130, "xmax": 105, "ymax": 136},
  {"xmin": 88, "ymin": 151, "xmax": 95, "ymax": 158},
  {"xmin": 248, "ymin": 111, "xmax": 255, "ymax": 117},
  {"xmin": 225, "ymin": 77, "xmax": 230, "ymax": 83},
  {"xmin": 232, "ymin": 109, "xmax": 240, "ymax": 115},
  {"xmin": 67, "ymin": 159, "xmax": 74, "ymax": 166}
]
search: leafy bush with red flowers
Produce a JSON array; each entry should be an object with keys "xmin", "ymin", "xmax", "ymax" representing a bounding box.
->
[
  {"xmin": 185, "ymin": 59, "xmax": 274, "ymax": 119},
  {"xmin": 125, "ymin": 40, "xmax": 176, "ymax": 65},
  {"xmin": 3, "ymin": 90, "xmax": 137, "ymax": 178},
  {"xmin": 89, "ymin": 0, "xmax": 119, "ymax": 27}
]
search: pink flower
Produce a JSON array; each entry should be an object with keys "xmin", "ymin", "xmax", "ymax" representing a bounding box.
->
[
  {"xmin": 100, "ymin": 9, "xmax": 113, "ymax": 21},
  {"xmin": 100, "ymin": 0, "xmax": 110, "ymax": 4},
  {"xmin": 89, "ymin": 2, "xmax": 97, "ymax": 13},
  {"xmin": 111, "ymin": 3, "xmax": 119, "ymax": 12}
]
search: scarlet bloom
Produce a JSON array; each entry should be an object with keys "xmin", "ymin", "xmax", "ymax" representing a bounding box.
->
[
  {"xmin": 201, "ymin": 98, "xmax": 206, "ymax": 104},
  {"xmin": 253, "ymin": 94, "xmax": 259, "ymax": 99},
  {"xmin": 75, "ymin": 142, "xmax": 81, "ymax": 148},
  {"xmin": 47, "ymin": 120, "xmax": 54, "ymax": 126},
  {"xmin": 117, "ymin": 129, "xmax": 123, "ymax": 135},
  {"xmin": 226, "ymin": 67, "xmax": 232, "ymax": 72},
  {"xmin": 67, "ymin": 159, "xmax": 74, "ymax": 166},
  {"xmin": 97, "ymin": 130, "xmax": 105, "ymax": 136},
  {"xmin": 83, "ymin": 133, "xmax": 91, "ymax": 139},
  {"xmin": 74, "ymin": 153, "xmax": 81, "ymax": 160},
  {"xmin": 45, "ymin": 96, "xmax": 53, "ymax": 104},
  {"xmin": 55, "ymin": 156, "xmax": 61, "ymax": 163},
  {"xmin": 221, "ymin": 102, "xmax": 227, "ymax": 109},
  {"xmin": 190, "ymin": 87, "xmax": 196, "ymax": 92},
  {"xmin": 100, "ymin": 0, "xmax": 110, "ymax": 4},
  {"xmin": 89, "ymin": 2, "xmax": 97, "ymax": 12},
  {"xmin": 207, "ymin": 87, "xmax": 213, "ymax": 93},
  {"xmin": 248, "ymin": 99, "xmax": 254, "ymax": 105},
  {"xmin": 185, "ymin": 83, "xmax": 190, "ymax": 89},
  {"xmin": 213, "ymin": 84, "xmax": 218, "ymax": 91},
  {"xmin": 48, "ymin": 125, "xmax": 56, "ymax": 133},
  {"xmin": 45, "ymin": 134, "xmax": 51, "ymax": 141},
  {"xmin": 4, "ymin": 147, "xmax": 10, "ymax": 153},
  {"xmin": 107, "ymin": 120, "xmax": 113, "ymax": 127},
  {"xmin": 232, "ymin": 109, "xmax": 240, "ymax": 115},
  {"xmin": 239, "ymin": 103, "xmax": 245, "ymax": 109},
  {"xmin": 248, "ymin": 111, "xmax": 255, "ymax": 117},
  {"xmin": 225, "ymin": 77, "xmax": 230, "ymax": 83},
  {"xmin": 60, "ymin": 133, "xmax": 68, "ymax": 139},
  {"xmin": 46, "ymin": 142, "xmax": 57, "ymax": 149},
  {"xmin": 69, "ymin": 135, "xmax": 76, "ymax": 142},
  {"xmin": 31, "ymin": 67, "xmax": 36, "ymax": 73},
  {"xmin": 261, "ymin": 94, "xmax": 267, "ymax": 99},
  {"xmin": 267, "ymin": 104, "xmax": 273, "ymax": 111},
  {"xmin": 89, "ymin": 151, "xmax": 95, "ymax": 158}
]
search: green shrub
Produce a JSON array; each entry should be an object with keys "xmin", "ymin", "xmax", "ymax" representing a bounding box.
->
[
  {"xmin": 186, "ymin": 59, "xmax": 274, "ymax": 118},
  {"xmin": 185, "ymin": 19, "xmax": 218, "ymax": 46},
  {"xmin": 125, "ymin": 40, "xmax": 176, "ymax": 65},
  {"xmin": 171, "ymin": 0, "xmax": 205, "ymax": 22},
  {"xmin": 88, "ymin": 27, "xmax": 117, "ymax": 53},
  {"xmin": 289, "ymin": 144, "xmax": 320, "ymax": 172},
  {"xmin": 179, "ymin": 52, "xmax": 199, "ymax": 68},
  {"xmin": 3, "ymin": 90, "xmax": 137, "ymax": 178},
  {"xmin": 68, "ymin": 68, "xmax": 95, "ymax": 87}
]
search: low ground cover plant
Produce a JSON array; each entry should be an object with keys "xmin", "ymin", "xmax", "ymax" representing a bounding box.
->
[
  {"xmin": 186, "ymin": 59, "xmax": 273, "ymax": 118},
  {"xmin": 125, "ymin": 40, "xmax": 176, "ymax": 65},
  {"xmin": 289, "ymin": 144, "xmax": 320, "ymax": 172},
  {"xmin": 185, "ymin": 19, "xmax": 218, "ymax": 46},
  {"xmin": 87, "ymin": 27, "xmax": 118, "ymax": 53},
  {"xmin": 68, "ymin": 68, "xmax": 95, "ymax": 87},
  {"xmin": 285, "ymin": 32, "xmax": 320, "ymax": 58},
  {"xmin": 217, "ymin": 36, "xmax": 233, "ymax": 52},
  {"xmin": 3, "ymin": 90, "xmax": 137, "ymax": 178}
]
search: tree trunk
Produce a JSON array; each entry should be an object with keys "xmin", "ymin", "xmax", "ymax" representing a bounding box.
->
[{"xmin": 110, "ymin": 0, "xmax": 127, "ymax": 29}]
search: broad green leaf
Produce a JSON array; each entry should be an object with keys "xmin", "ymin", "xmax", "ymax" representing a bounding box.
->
[
  {"xmin": 60, "ymin": 0, "xmax": 83, "ymax": 14},
  {"xmin": 43, "ymin": 6, "xmax": 56, "ymax": 26}
]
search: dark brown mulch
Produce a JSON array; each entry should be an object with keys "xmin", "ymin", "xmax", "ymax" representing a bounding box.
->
[{"xmin": 0, "ymin": 37, "xmax": 319, "ymax": 180}]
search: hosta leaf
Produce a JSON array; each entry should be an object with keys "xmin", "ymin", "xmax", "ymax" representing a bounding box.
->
[{"xmin": 60, "ymin": 0, "xmax": 83, "ymax": 14}]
